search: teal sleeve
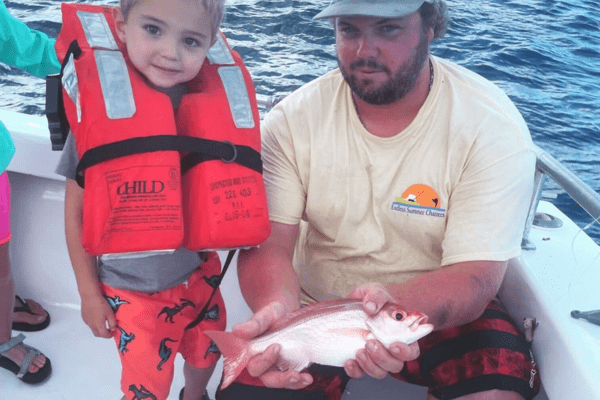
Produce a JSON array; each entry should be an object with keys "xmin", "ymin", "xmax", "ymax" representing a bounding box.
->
[
  {"xmin": 0, "ymin": 123, "xmax": 15, "ymax": 174},
  {"xmin": 0, "ymin": 1, "xmax": 61, "ymax": 78}
]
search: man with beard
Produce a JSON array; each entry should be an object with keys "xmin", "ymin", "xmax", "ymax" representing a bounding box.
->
[{"xmin": 217, "ymin": 1, "xmax": 540, "ymax": 400}]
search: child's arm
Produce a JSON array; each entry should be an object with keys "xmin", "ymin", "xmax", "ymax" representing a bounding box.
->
[
  {"xmin": 0, "ymin": 1, "xmax": 61, "ymax": 78},
  {"xmin": 64, "ymin": 178, "xmax": 117, "ymax": 338}
]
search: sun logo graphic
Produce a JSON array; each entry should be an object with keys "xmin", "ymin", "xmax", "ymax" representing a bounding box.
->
[{"xmin": 391, "ymin": 184, "xmax": 446, "ymax": 218}]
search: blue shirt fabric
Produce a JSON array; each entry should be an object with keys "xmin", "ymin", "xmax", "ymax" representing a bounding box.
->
[{"xmin": 0, "ymin": 1, "xmax": 60, "ymax": 172}]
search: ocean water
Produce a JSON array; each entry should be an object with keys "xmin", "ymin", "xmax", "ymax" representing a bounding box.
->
[{"xmin": 1, "ymin": 0, "xmax": 599, "ymax": 243}]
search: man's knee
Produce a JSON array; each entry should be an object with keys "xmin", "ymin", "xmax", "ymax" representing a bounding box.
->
[{"xmin": 216, "ymin": 364, "xmax": 349, "ymax": 400}]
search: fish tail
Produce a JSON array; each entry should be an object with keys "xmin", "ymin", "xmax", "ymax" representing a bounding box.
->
[{"xmin": 204, "ymin": 330, "xmax": 251, "ymax": 390}]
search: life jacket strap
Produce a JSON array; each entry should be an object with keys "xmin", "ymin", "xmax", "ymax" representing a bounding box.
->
[
  {"xmin": 75, "ymin": 135, "xmax": 263, "ymax": 188},
  {"xmin": 46, "ymin": 40, "xmax": 82, "ymax": 151},
  {"xmin": 185, "ymin": 249, "xmax": 236, "ymax": 331}
]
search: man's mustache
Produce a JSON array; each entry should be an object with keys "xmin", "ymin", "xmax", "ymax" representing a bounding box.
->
[{"xmin": 350, "ymin": 59, "xmax": 389, "ymax": 73}]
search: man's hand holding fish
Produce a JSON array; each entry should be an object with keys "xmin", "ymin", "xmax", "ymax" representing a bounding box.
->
[
  {"xmin": 230, "ymin": 301, "xmax": 315, "ymax": 390},
  {"xmin": 205, "ymin": 288, "xmax": 433, "ymax": 390},
  {"xmin": 343, "ymin": 283, "xmax": 421, "ymax": 380}
]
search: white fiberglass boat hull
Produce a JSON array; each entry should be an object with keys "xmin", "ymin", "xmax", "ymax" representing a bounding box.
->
[{"xmin": 499, "ymin": 201, "xmax": 600, "ymax": 400}]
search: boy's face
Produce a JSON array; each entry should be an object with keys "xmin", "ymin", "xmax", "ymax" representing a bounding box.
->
[{"xmin": 115, "ymin": 0, "xmax": 215, "ymax": 89}]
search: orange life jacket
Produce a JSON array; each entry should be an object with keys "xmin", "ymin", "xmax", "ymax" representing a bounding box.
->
[{"xmin": 53, "ymin": 3, "xmax": 270, "ymax": 256}]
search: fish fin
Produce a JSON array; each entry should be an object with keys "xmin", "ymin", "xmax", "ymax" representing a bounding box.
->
[
  {"xmin": 204, "ymin": 330, "xmax": 251, "ymax": 390},
  {"xmin": 276, "ymin": 345, "xmax": 311, "ymax": 372},
  {"xmin": 204, "ymin": 330, "xmax": 248, "ymax": 358},
  {"xmin": 221, "ymin": 350, "xmax": 251, "ymax": 390}
]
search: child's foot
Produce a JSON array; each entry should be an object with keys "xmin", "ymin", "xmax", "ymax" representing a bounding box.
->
[
  {"xmin": 12, "ymin": 296, "xmax": 51, "ymax": 331},
  {"xmin": 0, "ymin": 334, "xmax": 51, "ymax": 384},
  {"xmin": 1, "ymin": 342, "xmax": 47, "ymax": 373}
]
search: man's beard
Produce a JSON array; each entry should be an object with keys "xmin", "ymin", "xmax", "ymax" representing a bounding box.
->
[{"xmin": 339, "ymin": 30, "xmax": 430, "ymax": 105}]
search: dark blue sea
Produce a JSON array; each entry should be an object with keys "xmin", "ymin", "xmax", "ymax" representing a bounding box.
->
[{"xmin": 2, "ymin": 0, "xmax": 600, "ymax": 243}]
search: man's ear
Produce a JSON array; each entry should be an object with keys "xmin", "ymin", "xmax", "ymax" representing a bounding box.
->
[
  {"xmin": 427, "ymin": 26, "xmax": 434, "ymax": 43},
  {"xmin": 113, "ymin": 6, "xmax": 127, "ymax": 44}
]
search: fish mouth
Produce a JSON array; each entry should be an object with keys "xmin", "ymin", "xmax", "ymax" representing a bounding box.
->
[{"xmin": 409, "ymin": 315, "xmax": 429, "ymax": 331}]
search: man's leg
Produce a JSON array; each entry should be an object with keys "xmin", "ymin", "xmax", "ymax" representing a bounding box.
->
[
  {"xmin": 396, "ymin": 301, "xmax": 540, "ymax": 400},
  {"xmin": 216, "ymin": 364, "xmax": 350, "ymax": 400}
]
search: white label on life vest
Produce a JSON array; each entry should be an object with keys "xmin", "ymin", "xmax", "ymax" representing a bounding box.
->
[
  {"xmin": 207, "ymin": 34, "xmax": 235, "ymax": 65},
  {"xmin": 95, "ymin": 50, "xmax": 136, "ymax": 119},
  {"xmin": 77, "ymin": 11, "xmax": 118, "ymax": 50},
  {"xmin": 218, "ymin": 66, "xmax": 255, "ymax": 129},
  {"xmin": 62, "ymin": 55, "xmax": 81, "ymax": 123},
  {"xmin": 105, "ymin": 165, "xmax": 182, "ymax": 233}
]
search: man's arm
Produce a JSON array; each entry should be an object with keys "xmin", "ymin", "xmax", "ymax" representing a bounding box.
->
[
  {"xmin": 344, "ymin": 259, "xmax": 507, "ymax": 379},
  {"xmin": 237, "ymin": 221, "xmax": 301, "ymax": 314},
  {"xmin": 233, "ymin": 222, "xmax": 316, "ymax": 389},
  {"xmin": 389, "ymin": 259, "xmax": 507, "ymax": 330},
  {"xmin": 234, "ymin": 222, "xmax": 426, "ymax": 387}
]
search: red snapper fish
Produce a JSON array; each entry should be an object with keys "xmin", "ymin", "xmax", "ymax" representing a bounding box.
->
[{"xmin": 205, "ymin": 299, "xmax": 434, "ymax": 389}]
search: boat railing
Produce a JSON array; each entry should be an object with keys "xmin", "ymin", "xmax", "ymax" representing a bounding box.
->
[
  {"xmin": 522, "ymin": 145, "xmax": 600, "ymax": 250},
  {"xmin": 256, "ymin": 95, "xmax": 286, "ymax": 110}
]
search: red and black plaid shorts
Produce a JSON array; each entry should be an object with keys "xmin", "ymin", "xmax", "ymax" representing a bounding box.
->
[{"xmin": 216, "ymin": 301, "xmax": 540, "ymax": 400}]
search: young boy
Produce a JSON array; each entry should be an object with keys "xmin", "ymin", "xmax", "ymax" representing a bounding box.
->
[{"xmin": 55, "ymin": 1, "xmax": 235, "ymax": 399}]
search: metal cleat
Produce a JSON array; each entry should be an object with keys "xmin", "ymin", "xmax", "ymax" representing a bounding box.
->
[{"xmin": 571, "ymin": 309, "xmax": 600, "ymax": 326}]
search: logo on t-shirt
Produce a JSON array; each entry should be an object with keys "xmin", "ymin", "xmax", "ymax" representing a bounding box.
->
[{"xmin": 391, "ymin": 184, "xmax": 446, "ymax": 218}]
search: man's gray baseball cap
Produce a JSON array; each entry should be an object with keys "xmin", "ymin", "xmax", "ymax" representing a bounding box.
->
[{"xmin": 314, "ymin": 0, "xmax": 434, "ymax": 20}]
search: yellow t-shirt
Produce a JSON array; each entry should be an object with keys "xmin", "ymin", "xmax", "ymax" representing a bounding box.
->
[{"xmin": 261, "ymin": 57, "xmax": 536, "ymax": 302}]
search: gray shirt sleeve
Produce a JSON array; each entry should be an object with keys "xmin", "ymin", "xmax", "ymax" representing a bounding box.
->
[{"xmin": 54, "ymin": 133, "xmax": 78, "ymax": 180}]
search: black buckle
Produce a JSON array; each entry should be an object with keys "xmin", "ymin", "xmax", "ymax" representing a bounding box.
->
[
  {"xmin": 221, "ymin": 141, "xmax": 238, "ymax": 163},
  {"xmin": 45, "ymin": 73, "xmax": 69, "ymax": 151}
]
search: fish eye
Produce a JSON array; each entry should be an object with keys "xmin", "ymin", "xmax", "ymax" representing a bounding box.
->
[{"xmin": 394, "ymin": 312, "xmax": 403, "ymax": 321}]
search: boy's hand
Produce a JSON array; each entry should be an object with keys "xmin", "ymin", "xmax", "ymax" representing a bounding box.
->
[{"xmin": 80, "ymin": 294, "xmax": 117, "ymax": 338}]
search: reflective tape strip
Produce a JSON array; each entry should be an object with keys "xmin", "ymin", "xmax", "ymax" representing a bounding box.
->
[
  {"xmin": 95, "ymin": 50, "xmax": 136, "ymax": 119},
  {"xmin": 207, "ymin": 34, "xmax": 235, "ymax": 65},
  {"xmin": 218, "ymin": 66, "xmax": 255, "ymax": 129},
  {"xmin": 62, "ymin": 54, "xmax": 82, "ymax": 122},
  {"xmin": 77, "ymin": 11, "xmax": 118, "ymax": 50}
]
